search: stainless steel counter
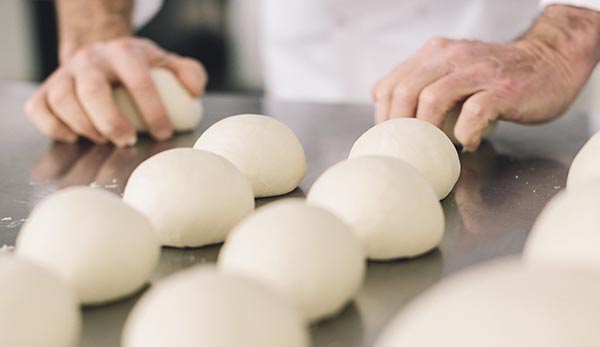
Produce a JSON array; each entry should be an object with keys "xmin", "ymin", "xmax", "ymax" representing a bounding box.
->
[{"xmin": 0, "ymin": 82, "xmax": 595, "ymax": 346}]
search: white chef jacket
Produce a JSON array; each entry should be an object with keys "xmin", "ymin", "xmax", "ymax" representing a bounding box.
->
[{"xmin": 135, "ymin": 0, "xmax": 600, "ymax": 103}]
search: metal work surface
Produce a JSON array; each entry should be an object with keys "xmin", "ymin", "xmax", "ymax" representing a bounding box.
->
[{"xmin": 0, "ymin": 82, "xmax": 596, "ymax": 346}]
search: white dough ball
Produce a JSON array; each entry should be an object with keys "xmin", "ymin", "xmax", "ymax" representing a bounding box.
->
[
  {"xmin": 16, "ymin": 187, "xmax": 160, "ymax": 305},
  {"xmin": 567, "ymin": 130, "xmax": 600, "ymax": 190},
  {"xmin": 122, "ymin": 266, "xmax": 309, "ymax": 347},
  {"xmin": 349, "ymin": 118, "xmax": 461, "ymax": 199},
  {"xmin": 123, "ymin": 148, "xmax": 254, "ymax": 247},
  {"xmin": 0, "ymin": 256, "xmax": 81, "ymax": 347},
  {"xmin": 442, "ymin": 107, "xmax": 496, "ymax": 145},
  {"xmin": 375, "ymin": 258, "xmax": 600, "ymax": 347},
  {"xmin": 307, "ymin": 156, "xmax": 444, "ymax": 260},
  {"xmin": 114, "ymin": 68, "xmax": 203, "ymax": 132},
  {"xmin": 194, "ymin": 114, "xmax": 307, "ymax": 197},
  {"xmin": 218, "ymin": 200, "xmax": 365, "ymax": 322},
  {"xmin": 523, "ymin": 184, "xmax": 600, "ymax": 269}
]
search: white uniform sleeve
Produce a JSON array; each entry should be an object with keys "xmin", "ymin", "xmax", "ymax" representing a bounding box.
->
[
  {"xmin": 540, "ymin": 0, "xmax": 600, "ymax": 12},
  {"xmin": 132, "ymin": 0, "xmax": 163, "ymax": 29}
]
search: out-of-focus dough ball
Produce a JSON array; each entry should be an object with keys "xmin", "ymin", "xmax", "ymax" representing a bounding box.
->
[
  {"xmin": 523, "ymin": 183, "xmax": 600, "ymax": 269},
  {"xmin": 442, "ymin": 107, "xmax": 496, "ymax": 145},
  {"xmin": 16, "ymin": 187, "xmax": 160, "ymax": 305},
  {"xmin": 0, "ymin": 255, "xmax": 81, "ymax": 347},
  {"xmin": 194, "ymin": 114, "xmax": 307, "ymax": 197},
  {"xmin": 123, "ymin": 148, "xmax": 254, "ymax": 248},
  {"xmin": 114, "ymin": 68, "xmax": 203, "ymax": 132},
  {"xmin": 567, "ymin": 130, "xmax": 600, "ymax": 190},
  {"xmin": 307, "ymin": 156, "xmax": 444, "ymax": 260},
  {"xmin": 349, "ymin": 118, "xmax": 460, "ymax": 199},
  {"xmin": 218, "ymin": 200, "xmax": 365, "ymax": 322},
  {"xmin": 122, "ymin": 266, "xmax": 309, "ymax": 347},
  {"xmin": 375, "ymin": 258, "xmax": 600, "ymax": 347}
]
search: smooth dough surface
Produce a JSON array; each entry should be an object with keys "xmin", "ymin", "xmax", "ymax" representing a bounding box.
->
[
  {"xmin": 122, "ymin": 266, "xmax": 309, "ymax": 347},
  {"xmin": 523, "ymin": 184, "xmax": 600, "ymax": 269},
  {"xmin": 123, "ymin": 148, "xmax": 255, "ymax": 247},
  {"xmin": 566, "ymin": 130, "xmax": 600, "ymax": 190},
  {"xmin": 349, "ymin": 118, "xmax": 460, "ymax": 199},
  {"xmin": 194, "ymin": 114, "xmax": 307, "ymax": 197},
  {"xmin": 376, "ymin": 258, "xmax": 600, "ymax": 347},
  {"xmin": 442, "ymin": 107, "xmax": 496, "ymax": 145},
  {"xmin": 0, "ymin": 256, "xmax": 81, "ymax": 347},
  {"xmin": 307, "ymin": 156, "xmax": 444, "ymax": 260},
  {"xmin": 114, "ymin": 68, "xmax": 203, "ymax": 132},
  {"xmin": 218, "ymin": 200, "xmax": 365, "ymax": 322},
  {"xmin": 16, "ymin": 187, "xmax": 160, "ymax": 305}
]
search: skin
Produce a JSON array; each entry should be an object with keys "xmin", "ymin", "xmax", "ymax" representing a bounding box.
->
[
  {"xmin": 372, "ymin": 5, "xmax": 600, "ymax": 151},
  {"xmin": 25, "ymin": 0, "xmax": 208, "ymax": 147}
]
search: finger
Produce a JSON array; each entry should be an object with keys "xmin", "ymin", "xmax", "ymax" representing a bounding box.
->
[
  {"xmin": 415, "ymin": 70, "xmax": 485, "ymax": 128},
  {"xmin": 74, "ymin": 68, "xmax": 137, "ymax": 147},
  {"xmin": 107, "ymin": 43, "xmax": 172, "ymax": 141},
  {"xmin": 373, "ymin": 80, "xmax": 394, "ymax": 124},
  {"xmin": 46, "ymin": 76, "xmax": 107, "ymax": 143},
  {"xmin": 24, "ymin": 91, "xmax": 78, "ymax": 143},
  {"xmin": 454, "ymin": 92, "xmax": 502, "ymax": 152}
]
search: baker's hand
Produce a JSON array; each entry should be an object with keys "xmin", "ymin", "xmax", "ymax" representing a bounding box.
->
[
  {"xmin": 372, "ymin": 5, "xmax": 600, "ymax": 151},
  {"xmin": 25, "ymin": 37, "xmax": 207, "ymax": 147}
]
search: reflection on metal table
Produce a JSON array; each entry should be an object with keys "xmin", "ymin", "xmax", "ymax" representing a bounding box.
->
[{"xmin": 0, "ymin": 82, "xmax": 595, "ymax": 346}]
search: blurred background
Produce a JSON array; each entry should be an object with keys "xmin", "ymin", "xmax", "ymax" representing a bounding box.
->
[{"xmin": 0, "ymin": 0, "xmax": 262, "ymax": 94}]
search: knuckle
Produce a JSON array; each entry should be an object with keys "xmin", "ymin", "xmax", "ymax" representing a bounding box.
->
[
  {"xmin": 24, "ymin": 96, "xmax": 40, "ymax": 117},
  {"xmin": 47, "ymin": 84, "xmax": 71, "ymax": 106},
  {"xmin": 129, "ymin": 76, "xmax": 156, "ymax": 93},
  {"xmin": 424, "ymin": 37, "xmax": 452, "ymax": 50},
  {"xmin": 392, "ymin": 86, "xmax": 413, "ymax": 101},
  {"xmin": 463, "ymin": 100, "xmax": 486, "ymax": 117},
  {"xmin": 419, "ymin": 88, "xmax": 439, "ymax": 106},
  {"xmin": 78, "ymin": 76, "xmax": 106, "ymax": 97}
]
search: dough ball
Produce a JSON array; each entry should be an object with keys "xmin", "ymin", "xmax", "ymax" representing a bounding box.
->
[
  {"xmin": 218, "ymin": 200, "xmax": 365, "ymax": 322},
  {"xmin": 567, "ymin": 130, "xmax": 600, "ymax": 190},
  {"xmin": 0, "ymin": 256, "xmax": 81, "ymax": 347},
  {"xmin": 523, "ymin": 184, "xmax": 600, "ymax": 269},
  {"xmin": 375, "ymin": 258, "xmax": 600, "ymax": 347},
  {"xmin": 307, "ymin": 156, "xmax": 444, "ymax": 260},
  {"xmin": 442, "ymin": 107, "xmax": 496, "ymax": 145},
  {"xmin": 194, "ymin": 114, "xmax": 307, "ymax": 197},
  {"xmin": 349, "ymin": 118, "xmax": 461, "ymax": 199},
  {"xmin": 16, "ymin": 187, "xmax": 160, "ymax": 305},
  {"xmin": 123, "ymin": 148, "xmax": 254, "ymax": 247},
  {"xmin": 122, "ymin": 266, "xmax": 308, "ymax": 347},
  {"xmin": 114, "ymin": 68, "xmax": 203, "ymax": 132}
]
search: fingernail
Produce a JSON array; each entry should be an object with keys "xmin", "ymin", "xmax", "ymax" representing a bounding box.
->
[
  {"xmin": 65, "ymin": 134, "xmax": 78, "ymax": 143},
  {"xmin": 154, "ymin": 128, "xmax": 173, "ymax": 141},
  {"xmin": 126, "ymin": 133, "xmax": 138, "ymax": 146}
]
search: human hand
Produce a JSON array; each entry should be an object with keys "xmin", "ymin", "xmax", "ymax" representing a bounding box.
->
[
  {"xmin": 372, "ymin": 5, "xmax": 600, "ymax": 151},
  {"xmin": 25, "ymin": 37, "xmax": 207, "ymax": 147}
]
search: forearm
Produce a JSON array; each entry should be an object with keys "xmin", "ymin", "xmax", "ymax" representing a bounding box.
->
[
  {"xmin": 520, "ymin": 5, "xmax": 600, "ymax": 84},
  {"xmin": 56, "ymin": 0, "xmax": 133, "ymax": 62}
]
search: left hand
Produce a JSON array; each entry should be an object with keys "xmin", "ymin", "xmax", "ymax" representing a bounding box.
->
[{"xmin": 371, "ymin": 5, "xmax": 600, "ymax": 151}]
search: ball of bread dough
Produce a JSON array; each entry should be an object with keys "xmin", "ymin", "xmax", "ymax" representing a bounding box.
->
[
  {"xmin": 122, "ymin": 266, "xmax": 308, "ymax": 347},
  {"xmin": 0, "ymin": 256, "xmax": 81, "ymax": 347},
  {"xmin": 16, "ymin": 187, "xmax": 160, "ymax": 305},
  {"xmin": 218, "ymin": 200, "xmax": 365, "ymax": 322},
  {"xmin": 307, "ymin": 156, "xmax": 444, "ymax": 260},
  {"xmin": 566, "ymin": 130, "xmax": 600, "ymax": 190},
  {"xmin": 349, "ymin": 118, "xmax": 461, "ymax": 199},
  {"xmin": 123, "ymin": 148, "xmax": 254, "ymax": 247},
  {"xmin": 114, "ymin": 68, "xmax": 203, "ymax": 132},
  {"xmin": 193, "ymin": 114, "xmax": 307, "ymax": 197},
  {"xmin": 375, "ymin": 258, "xmax": 600, "ymax": 347},
  {"xmin": 442, "ymin": 107, "xmax": 496, "ymax": 145},
  {"xmin": 523, "ymin": 184, "xmax": 600, "ymax": 269}
]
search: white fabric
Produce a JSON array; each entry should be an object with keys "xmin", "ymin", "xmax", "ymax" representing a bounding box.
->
[{"xmin": 132, "ymin": 0, "xmax": 162, "ymax": 29}]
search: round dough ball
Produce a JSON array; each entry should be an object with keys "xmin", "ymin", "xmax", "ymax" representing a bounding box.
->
[
  {"xmin": 123, "ymin": 148, "xmax": 254, "ymax": 247},
  {"xmin": 442, "ymin": 107, "xmax": 496, "ymax": 145},
  {"xmin": 567, "ymin": 130, "xmax": 600, "ymax": 190},
  {"xmin": 122, "ymin": 266, "xmax": 309, "ymax": 347},
  {"xmin": 307, "ymin": 156, "xmax": 444, "ymax": 260},
  {"xmin": 218, "ymin": 200, "xmax": 365, "ymax": 322},
  {"xmin": 349, "ymin": 118, "xmax": 461, "ymax": 199},
  {"xmin": 194, "ymin": 114, "xmax": 307, "ymax": 197},
  {"xmin": 375, "ymin": 258, "xmax": 600, "ymax": 347},
  {"xmin": 523, "ymin": 184, "xmax": 600, "ymax": 269},
  {"xmin": 114, "ymin": 68, "xmax": 203, "ymax": 132},
  {"xmin": 0, "ymin": 256, "xmax": 81, "ymax": 347},
  {"xmin": 16, "ymin": 187, "xmax": 160, "ymax": 305}
]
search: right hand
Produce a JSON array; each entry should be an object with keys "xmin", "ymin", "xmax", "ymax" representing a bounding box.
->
[{"xmin": 25, "ymin": 37, "xmax": 208, "ymax": 147}]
